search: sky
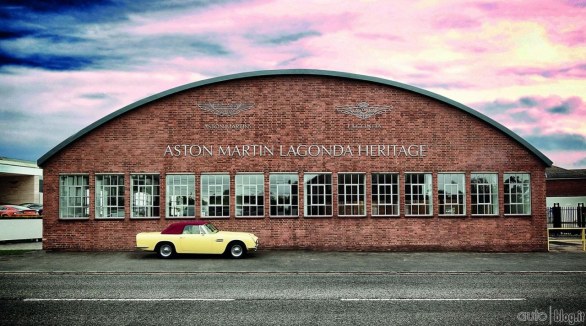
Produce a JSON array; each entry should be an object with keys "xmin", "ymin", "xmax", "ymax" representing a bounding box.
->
[{"xmin": 0, "ymin": 0, "xmax": 585, "ymax": 168}]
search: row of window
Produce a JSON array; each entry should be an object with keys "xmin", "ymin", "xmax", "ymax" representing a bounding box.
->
[{"xmin": 59, "ymin": 172, "xmax": 531, "ymax": 219}]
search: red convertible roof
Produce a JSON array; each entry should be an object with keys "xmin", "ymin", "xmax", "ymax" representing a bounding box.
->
[{"xmin": 161, "ymin": 221, "xmax": 208, "ymax": 234}]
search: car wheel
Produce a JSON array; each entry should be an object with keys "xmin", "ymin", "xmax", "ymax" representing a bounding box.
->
[
  {"xmin": 228, "ymin": 242, "xmax": 246, "ymax": 259},
  {"xmin": 157, "ymin": 243, "xmax": 175, "ymax": 259}
]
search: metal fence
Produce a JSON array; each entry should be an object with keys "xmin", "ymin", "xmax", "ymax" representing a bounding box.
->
[{"xmin": 547, "ymin": 204, "xmax": 586, "ymax": 228}]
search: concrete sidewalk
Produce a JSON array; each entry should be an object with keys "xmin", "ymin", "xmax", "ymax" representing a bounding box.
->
[
  {"xmin": 0, "ymin": 245, "xmax": 585, "ymax": 273},
  {"xmin": 0, "ymin": 241, "xmax": 42, "ymax": 251}
]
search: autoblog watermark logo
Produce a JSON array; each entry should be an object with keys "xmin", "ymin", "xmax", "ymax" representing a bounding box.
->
[{"xmin": 517, "ymin": 307, "xmax": 585, "ymax": 325}]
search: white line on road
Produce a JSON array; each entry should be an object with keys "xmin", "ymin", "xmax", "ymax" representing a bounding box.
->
[
  {"xmin": 24, "ymin": 297, "xmax": 526, "ymax": 302},
  {"xmin": 24, "ymin": 298, "xmax": 235, "ymax": 302},
  {"xmin": 3, "ymin": 271, "xmax": 586, "ymax": 275},
  {"xmin": 341, "ymin": 298, "xmax": 526, "ymax": 302}
]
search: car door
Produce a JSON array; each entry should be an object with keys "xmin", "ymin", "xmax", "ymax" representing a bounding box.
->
[{"xmin": 177, "ymin": 225, "xmax": 212, "ymax": 254}]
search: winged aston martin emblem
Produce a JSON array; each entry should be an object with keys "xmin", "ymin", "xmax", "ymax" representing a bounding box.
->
[
  {"xmin": 336, "ymin": 102, "xmax": 391, "ymax": 119},
  {"xmin": 197, "ymin": 103, "xmax": 254, "ymax": 116}
]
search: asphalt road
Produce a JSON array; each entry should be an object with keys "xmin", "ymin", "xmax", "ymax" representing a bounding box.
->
[{"xmin": 1, "ymin": 272, "xmax": 585, "ymax": 325}]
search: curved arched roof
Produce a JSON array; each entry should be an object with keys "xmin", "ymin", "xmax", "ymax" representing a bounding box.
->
[{"xmin": 37, "ymin": 69, "xmax": 552, "ymax": 166}]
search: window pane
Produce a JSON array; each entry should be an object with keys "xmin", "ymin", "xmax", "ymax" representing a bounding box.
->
[
  {"xmin": 60, "ymin": 175, "xmax": 89, "ymax": 219},
  {"xmin": 235, "ymin": 174, "xmax": 264, "ymax": 217},
  {"xmin": 371, "ymin": 174, "xmax": 399, "ymax": 216},
  {"xmin": 471, "ymin": 173, "xmax": 499, "ymax": 216},
  {"xmin": 405, "ymin": 173, "xmax": 432, "ymax": 216},
  {"xmin": 304, "ymin": 173, "xmax": 332, "ymax": 217},
  {"xmin": 95, "ymin": 175, "xmax": 125, "ymax": 219},
  {"xmin": 131, "ymin": 174, "xmax": 160, "ymax": 218},
  {"xmin": 201, "ymin": 174, "xmax": 230, "ymax": 217},
  {"xmin": 438, "ymin": 173, "xmax": 465, "ymax": 216},
  {"xmin": 166, "ymin": 174, "xmax": 195, "ymax": 218},
  {"xmin": 338, "ymin": 173, "xmax": 365, "ymax": 216},
  {"xmin": 504, "ymin": 173, "xmax": 531, "ymax": 215}
]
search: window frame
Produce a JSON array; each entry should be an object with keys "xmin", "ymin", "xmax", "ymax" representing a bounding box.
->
[
  {"xmin": 504, "ymin": 173, "xmax": 531, "ymax": 216},
  {"xmin": 269, "ymin": 173, "xmax": 299, "ymax": 218},
  {"xmin": 235, "ymin": 173, "xmax": 265, "ymax": 218},
  {"xmin": 337, "ymin": 173, "xmax": 366, "ymax": 217},
  {"xmin": 404, "ymin": 173, "xmax": 433, "ymax": 216},
  {"xmin": 371, "ymin": 173, "xmax": 400, "ymax": 217},
  {"xmin": 471, "ymin": 173, "xmax": 499, "ymax": 216},
  {"xmin": 59, "ymin": 174, "xmax": 90, "ymax": 220},
  {"xmin": 95, "ymin": 174, "xmax": 125, "ymax": 219},
  {"xmin": 438, "ymin": 173, "xmax": 466, "ymax": 216},
  {"xmin": 303, "ymin": 173, "xmax": 333, "ymax": 217},
  {"xmin": 200, "ymin": 173, "xmax": 230, "ymax": 218},
  {"xmin": 166, "ymin": 174, "xmax": 196, "ymax": 218},
  {"xmin": 130, "ymin": 174, "xmax": 160, "ymax": 219}
]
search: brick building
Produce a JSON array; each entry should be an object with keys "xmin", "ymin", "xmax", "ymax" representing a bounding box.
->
[
  {"xmin": 38, "ymin": 70, "xmax": 552, "ymax": 252},
  {"xmin": 546, "ymin": 166, "xmax": 586, "ymax": 207}
]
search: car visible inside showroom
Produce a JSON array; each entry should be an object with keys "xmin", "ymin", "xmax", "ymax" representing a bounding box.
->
[
  {"xmin": 19, "ymin": 203, "xmax": 43, "ymax": 215},
  {"xmin": 0, "ymin": 205, "xmax": 40, "ymax": 217}
]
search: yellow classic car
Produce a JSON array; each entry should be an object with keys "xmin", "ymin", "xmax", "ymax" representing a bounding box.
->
[{"xmin": 136, "ymin": 221, "xmax": 259, "ymax": 259}]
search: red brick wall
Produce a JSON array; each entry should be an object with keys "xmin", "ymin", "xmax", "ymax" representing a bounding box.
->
[
  {"xmin": 41, "ymin": 75, "xmax": 548, "ymax": 252},
  {"xmin": 547, "ymin": 179, "xmax": 586, "ymax": 197}
]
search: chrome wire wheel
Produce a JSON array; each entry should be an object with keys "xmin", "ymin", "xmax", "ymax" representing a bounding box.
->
[
  {"xmin": 229, "ymin": 243, "xmax": 245, "ymax": 259},
  {"xmin": 158, "ymin": 243, "xmax": 174, "ymax": 258}
]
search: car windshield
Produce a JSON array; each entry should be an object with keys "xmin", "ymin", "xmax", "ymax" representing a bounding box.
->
[{"xmin": 204, "ymin": 223, "xmax": 219, "ymax": 234}]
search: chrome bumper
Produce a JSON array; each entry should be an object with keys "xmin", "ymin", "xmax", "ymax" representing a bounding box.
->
[{"xmin": 250, "ymin": 239, "xmax": 259, "ymax": 252}]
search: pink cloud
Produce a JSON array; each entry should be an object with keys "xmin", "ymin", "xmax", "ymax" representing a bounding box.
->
[
  {"xmin": 2, "ymin": 0, "xmax": 585, "ymax": 165},
  {"xmin": 500, "ymin": 63, "xmax": 586, "ymax": 79},
  {"xmin": 468, "ymin": 0, "xmax": 579, "ymax": 20},
  {"xmin": 130, "ymin": 0, "xmax": 357, "ymax": 37},
  {"xmin": 474, "ymin": 95, "xmax": 586, "ymax": 137},
  {"xmin": 354, "ymin": 33, "xmax": 404, "ymax": 42},
  {"xmin": 122, "ymin": 0, "xmax": 585, "ymax": 91},
  {"xmin": 433, "ymin": 15, "xmax": 483, "ymax": 30},
  {"xmin": 467, "ymin": 0, "xmax": 586, "ymax": 47},
  {"xmin": 544, "ymin": 151, "xmax": 586, "ymax": 169}
]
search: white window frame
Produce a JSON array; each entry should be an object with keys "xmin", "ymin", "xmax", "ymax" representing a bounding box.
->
[
  {"xmin": 95, "ymin": 174, "xmax": 125, "ymax": 219},
  {"xmin": 504, "ymin": 173, "xmax": 531, "ymax": 215},
  {"xmin": 269, "ymin": 173, "xmax": 299, "ymax": 217},
  {"xmin": 304, "ymin": 173, "xmax": 332, "ymax": 217},
  {"xmin": 338, "ymin": 173, "xmax": 366, "ymax": 217},
  {"xmin": 404, "ymin": 173, "xmax": 433, "ymax": 216},
  {"xmin": 59, "ymin": 174, "xmax": 90, "ymax": 219},
  {"xmin": 438, "ymin": 173, "xmax": 466, "ymax": 216},
  {"xmin": 471, "ymin": 173, "xmax": 499, "ymax": 216},
  {"xmin": 371, "ymin": 173, "xmax": 400, "ymax": 217},
  {"xmin": 166, "ymin": 174, "xmax": 195, "ymax": 218},
  {"xmin": 236, "ymin": 173, "xmax": 264, "ymax": 218},
  {"xmin": 130, "ymin": 174, "xmax": 160, "ymax": 219},
  {"xmin": 201, "ymin": 174, "xmax": 230, "ymax": 218}
]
